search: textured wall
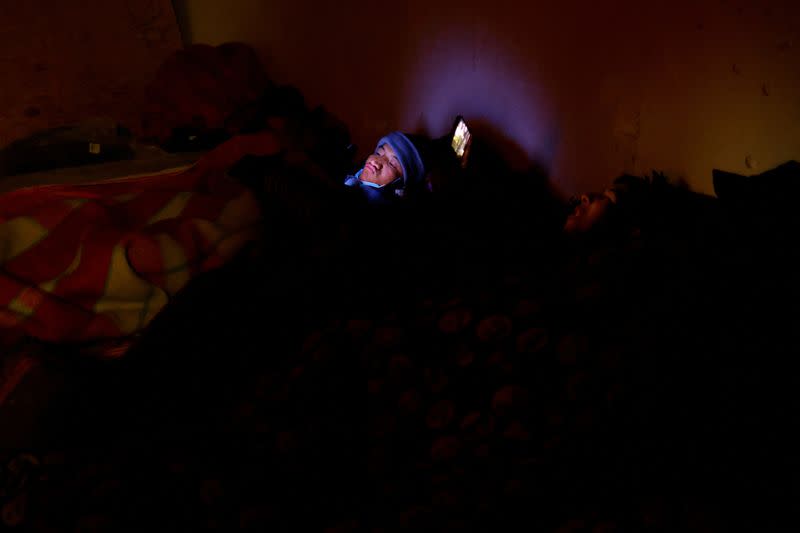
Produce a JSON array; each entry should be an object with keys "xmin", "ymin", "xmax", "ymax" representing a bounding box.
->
[
  {"xmin": 0, "ymin": 0, "xmax": 181, "ymax": 148},
  {"xmin": 176, "ymin": 0, "xmax": 799, "ymax": 195}
]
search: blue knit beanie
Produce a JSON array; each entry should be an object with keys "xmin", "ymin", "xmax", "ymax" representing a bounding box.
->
[{"xmin": 375, "ymin": 131, "xmax": 426, "ymax": 191}]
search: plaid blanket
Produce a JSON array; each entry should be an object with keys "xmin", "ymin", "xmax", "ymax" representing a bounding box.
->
[{"xmin": 0, "ymin": 146, "xmax": 263, "ymax": 352}]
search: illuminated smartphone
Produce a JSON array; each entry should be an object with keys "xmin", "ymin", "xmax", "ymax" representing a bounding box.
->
[{"xmin": 451, "ymin": 116, "xmax": 472, "ymax": 168}]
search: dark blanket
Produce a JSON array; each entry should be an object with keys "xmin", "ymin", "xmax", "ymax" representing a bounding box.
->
[{"xmin": 3, "ymin": 164, "xmax": 798, "ymax": 531}]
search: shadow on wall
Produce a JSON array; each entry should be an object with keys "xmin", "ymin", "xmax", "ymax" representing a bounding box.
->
[
  {"xmin": 464, "ymin": 118, "xmax": 545, "ymax": 178},
  {"xmin": 428, "ymin": 117, "xmax": 566, "ymax": 258},
  {"xmin": 468, "ymin": 119, "xmax": 565, "ymax": 228}
]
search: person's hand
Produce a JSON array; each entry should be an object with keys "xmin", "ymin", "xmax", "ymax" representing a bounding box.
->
[
  {"xmin": 190, "ymin": 129, "xmax": 286, "ymax": 176},
  {"xmin": 232, "ymin": 130, "xmax": 285, "ymax": 158}
]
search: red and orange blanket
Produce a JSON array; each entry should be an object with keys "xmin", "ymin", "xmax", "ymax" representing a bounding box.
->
[{"xmin": 0, "ymin": 132, "xmax": 279, "ymax": 402}]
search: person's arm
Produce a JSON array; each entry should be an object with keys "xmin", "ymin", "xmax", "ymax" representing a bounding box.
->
[{"xmin": 190, "ymin": 129, "xmax": 287, "ymax": 176}]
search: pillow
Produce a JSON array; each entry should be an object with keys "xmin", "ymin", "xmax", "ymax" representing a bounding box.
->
[
  {"xmin": 712, "ymin": 161, "xmax": 800, "ymax": 271},
  {"xmin": 712, "ymin": 161, "xmax": 800, "ymax": 232},
  {"xmin": 713, "ymin": 160, "xmax": 800, "ymax": 212}
]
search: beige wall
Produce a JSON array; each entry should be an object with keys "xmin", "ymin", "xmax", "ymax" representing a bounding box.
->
[{"xmin": 175, "ymin": 0, "xmax": 800, "ymax": 196}]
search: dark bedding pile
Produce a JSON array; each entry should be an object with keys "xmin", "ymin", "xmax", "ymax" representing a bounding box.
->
[{"xmin": 3, "ymin": 144, "xmax": 799, "ymax": 530}]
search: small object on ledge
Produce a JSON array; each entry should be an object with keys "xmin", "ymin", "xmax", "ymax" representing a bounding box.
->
[{"xmin": 0, "ymin": 117, "xmax": 134, "ymax": 177}]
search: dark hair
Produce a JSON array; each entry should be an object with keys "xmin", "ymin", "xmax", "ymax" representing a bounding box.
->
[
  {"xmin": 568, "ymin": 172, "xmax": 669, "ymax": 242},
  {"xmin": 605, "ymin": 171, "xmax": 711, "ymax": 239}
]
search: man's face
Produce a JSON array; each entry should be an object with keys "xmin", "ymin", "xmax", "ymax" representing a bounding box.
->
[
  {"xmin": 360, "ymin": 143, "xmax": 403, "ymax": 186},
  {"xmin": 563, "ymin": 189, "xmax": 617, "ymax": 233}
]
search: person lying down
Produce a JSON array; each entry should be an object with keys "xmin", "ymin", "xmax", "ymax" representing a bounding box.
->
[{"xmin": 342, "ymin": 131, "xmax": 431, "ymax": 205}]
